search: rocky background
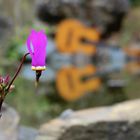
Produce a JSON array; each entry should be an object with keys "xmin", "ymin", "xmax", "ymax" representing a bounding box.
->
[
  {"xmin": 36, "ymin": 99, "xmax": 140, "ymax": 140},
  {"xmin": 2, "ymin": 99, "xmax": 140, "ymax": 140}
]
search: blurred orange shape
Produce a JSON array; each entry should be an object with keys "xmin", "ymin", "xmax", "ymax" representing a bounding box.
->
[
  {"xmin": 56, "ymin": 19, "xmax": 100, "ymax": 55},
  {"xmin": 56, "ymin": 65, "xmax": 101, "ymax": 101}
]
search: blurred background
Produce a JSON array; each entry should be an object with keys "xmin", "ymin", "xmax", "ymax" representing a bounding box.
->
[{"xmin": 0, "ymin": 0, "xmax": 140, "ymax": 127}]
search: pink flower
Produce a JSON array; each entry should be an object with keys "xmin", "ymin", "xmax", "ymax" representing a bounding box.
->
[
  {"xmin": 26, "ymin": 29, "xmax": 48, "ymax": 71},
  {"xmin": 0, "ymin": 75, "xmax": 10, "ymax": 87},
  {"xmin": 0, "ymin": 75, "xmax": 10, "ymax": 91}
]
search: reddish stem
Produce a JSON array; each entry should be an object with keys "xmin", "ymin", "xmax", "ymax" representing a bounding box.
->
[{"xmin": 6, "ymin": 53, "xmax": 30, "ymax": 92}]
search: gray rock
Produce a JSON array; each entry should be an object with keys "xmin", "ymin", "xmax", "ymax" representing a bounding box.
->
[
  {"xmin": 36, "ymin": 0, "xmax": 130, "ymax": 37},
  {"xmin": 18, "ymin": 126, "xmax": 38, "ymax": 140},
  {"xmin": 36, "ymin": 99, "xmax": 140, "ymax": 140},
  {"xmin": 0, "ymin": 104, "xmax": 20, "ymax": 140},
  {"xmin": 59, "ymin": 109, "xmax": 74, "ymax": 120}
]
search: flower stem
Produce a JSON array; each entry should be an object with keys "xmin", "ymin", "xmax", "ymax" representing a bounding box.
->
[
  {"xmin": 6, "ymin": 53, "xmax": 30, "ymax": 93},
  {"xmin": 0, "ymin": 98, "xmax": 4, "ymax": 113},
  {"xmin": 0, "ymin": 89, "xmax": 6, "ymax": 116}
]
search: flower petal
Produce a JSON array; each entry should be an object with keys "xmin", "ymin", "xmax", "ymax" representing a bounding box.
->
[{"xmin": 4, "ymin": 75, "xmax": 10, "ymax": 85}]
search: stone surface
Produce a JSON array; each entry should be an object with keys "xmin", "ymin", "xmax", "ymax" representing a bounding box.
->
[
  {"xmin": 36, "ymin": 99, "xmax": 140, "ymax": 140},
  {"xmin": 18, "ymin": 126, "xmax": 38, "ymax": 140},
  {"xmin": 36, "ymin": 0, "xmax": 130, "ymax": 37},
  {"xmin": 59, "ymin": 121, "xmax": 140, "ymax": 140},
  {"xmin": 0, "ymin": 104, "xmax": 20, "ymax": 140}
]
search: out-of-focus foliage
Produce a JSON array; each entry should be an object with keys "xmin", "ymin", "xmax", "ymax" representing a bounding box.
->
[
  {"xmin": 6, "ymin": 78, "xmax": 50, "ymax": 126},
  {"xmin": 120, "ymin": 8, "xmax": 140, "ymax": 46},
  {"xmin": 7, "ymin": 24, "xmax": 51, "ymax": 61},
  {"xmin": 131, "ymin": 0, "xmax": 140, "ymax": 6}
]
